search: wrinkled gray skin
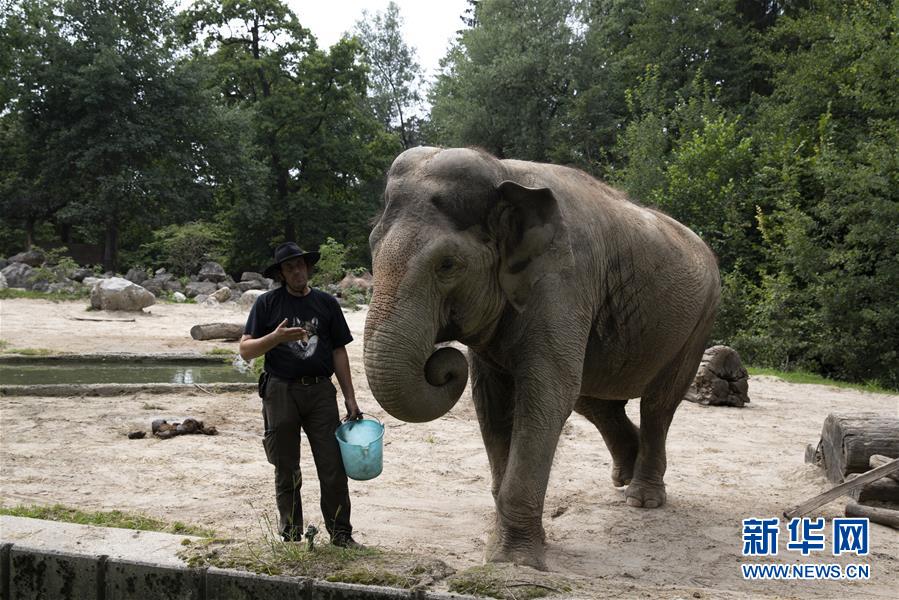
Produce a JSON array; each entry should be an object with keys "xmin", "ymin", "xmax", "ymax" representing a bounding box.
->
[{"xmin": 364, "ymin": 147, "xmax": 720, "ymax": 569}]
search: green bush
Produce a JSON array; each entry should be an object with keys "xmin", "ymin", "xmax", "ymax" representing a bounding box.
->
[
  {"xmin": 312, "ymin": 237, "xmax": 349, "ymax": 286},
  {"xmin": 26, "ymin": 246, "xmax": 78, "ymax": 284},
  {"xmin": 139, "ymin": 222, "xmax": 227, "ymax": 277}
]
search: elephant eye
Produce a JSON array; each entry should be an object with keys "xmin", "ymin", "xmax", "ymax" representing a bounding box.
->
[{"xmin": 437, "ymin": 256, "xmax": 459, "ymax": 276}]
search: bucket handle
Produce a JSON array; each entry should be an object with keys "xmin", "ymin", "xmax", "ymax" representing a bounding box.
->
[{"xmin": 343, "ymin": 413, "xmax": 382, "ymax": 428}]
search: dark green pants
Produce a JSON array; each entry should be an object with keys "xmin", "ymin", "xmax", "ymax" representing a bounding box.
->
[{"xmin": 262, "ymin": 376, "xmax": 352, "ymax": 539}]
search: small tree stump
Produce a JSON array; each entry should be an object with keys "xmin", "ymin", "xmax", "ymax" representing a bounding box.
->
[
  {"xmin": 811, "ymin": 414, "xmax": 899, "ymax": 483},
  {"xmin": 189, "ymin": 322, "xmax": 244, "ymax": 341},
  {"xmin": 684, "ymin": 345, "xmax": 750, "ymax": 407}
]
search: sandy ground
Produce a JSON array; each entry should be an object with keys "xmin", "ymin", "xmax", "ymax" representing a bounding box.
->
[{"xmin": 1, "ymin": 297, "xmax": 898, "ymax": 598}]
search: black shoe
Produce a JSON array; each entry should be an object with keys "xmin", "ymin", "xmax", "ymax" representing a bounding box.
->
[{"xmin": 331, "ymin": 532, "xmax": 363, "ymax": 549}]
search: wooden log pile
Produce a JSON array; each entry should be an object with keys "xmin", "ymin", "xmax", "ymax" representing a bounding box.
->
[
  {"xmin": 800, "ymin": 412, "xmax": 899, "ymax": 530},
  {"xmin": 805, "ymin": 413, "xmax": 899, "ymax": 483},
  {"xmin": 684, "ymin": 345, "xmax": 750, "ymax": 407}
]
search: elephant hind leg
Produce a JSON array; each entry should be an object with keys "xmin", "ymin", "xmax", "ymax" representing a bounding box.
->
[
  {"xmin": 574, "ymin": 397, "xmax": 639, "ymax": 487},
  {"xmin": 626, "ymin": 326, "xmax": 712, "ymax": 509}
]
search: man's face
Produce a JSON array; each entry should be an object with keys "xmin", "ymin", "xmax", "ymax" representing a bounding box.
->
[{"xmin": 280, "ymin": 256, "xmax": 309, "ymax": 291}]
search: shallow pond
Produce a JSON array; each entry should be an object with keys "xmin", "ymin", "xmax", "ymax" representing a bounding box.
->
[{"xmin": 0, "ymin": 362, "xmax": 256, "ymax": 385}]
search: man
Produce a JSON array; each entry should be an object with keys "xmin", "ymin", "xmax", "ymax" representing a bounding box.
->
[{"xmin": 239, "ymin": 241, "xmax": 363, "ymax": 548}]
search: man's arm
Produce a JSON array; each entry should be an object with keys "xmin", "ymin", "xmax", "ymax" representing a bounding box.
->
[
  {"xmin": 333, "ymin": 346, "xmax": 361, "ymax": 420},
  {"xmin": 239, "ymin": 318, "xmax": 307, "ymax": 361}
]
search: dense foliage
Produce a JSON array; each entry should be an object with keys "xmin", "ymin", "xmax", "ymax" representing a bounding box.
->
[{"xmin": 1, "ymin": 0, "xmax": 896, "ymax": 387}]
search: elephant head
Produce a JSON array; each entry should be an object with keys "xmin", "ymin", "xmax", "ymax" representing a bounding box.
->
[{"xmin": 364, "ymin": 147, "xmax": 565, "ymax": 423}]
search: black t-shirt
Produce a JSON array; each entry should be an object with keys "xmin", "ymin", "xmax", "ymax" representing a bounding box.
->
[{"xmin": 244, "ymin": 287, "xmax": 353, "ymax": 379}]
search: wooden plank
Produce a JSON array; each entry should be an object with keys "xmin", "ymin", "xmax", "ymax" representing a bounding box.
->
[{"xmin": 784, "ymin": 457, "xmax": 899, "ymax": 520}]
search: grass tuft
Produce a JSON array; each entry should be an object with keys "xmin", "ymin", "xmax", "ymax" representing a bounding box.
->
[
  {"xmin": 447, "ymin": 565, "xmax": 572, "ymax": 600},
  {"xmin": 3, "ymin": 347, "xmax": 57, "ymax": 356},
  {"xmin": 180, "ymin": 524, "xmax": 454, "ymax": 589},
  {"xmin": 0, "ymin": 504, "xmax": 215, "ymax": 537},
  {"xmin": 747, "ymin": 368, "xmax": 894, "ymax": 394},
  {"xmin": 0, "ymin": 289, "xmax": 89, "ymax": 301}
]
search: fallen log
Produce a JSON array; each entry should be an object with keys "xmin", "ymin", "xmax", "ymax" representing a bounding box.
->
[
  {"xmin": 845, "ymin": 501, "xmax": 899, "ymax": 530},
  {"xmin": 784, "ymin": 457, "xmax": 899, "ymax": 519},
  {"xmin": 869, "ymin": 454, "xmax": 899, "ymax": 482},
  {"xmin": 813, "ymin": 413, "xmax": 899, "ymax": 483},
  {"xmin": 189, "ymin": 322, "xmax": 244, "ymax": 341},
  {"xmin": 846, "ymin": 473, "xmax": 899, "ymax": 504}
]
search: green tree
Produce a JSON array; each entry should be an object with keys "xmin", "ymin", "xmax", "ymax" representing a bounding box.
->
[
  {"xmin": 5, "ymin": 0, "xmax": 220, "ymax": 270},
  {"xmin": 428, "ymin": 0, "xmax": 578, "ymax": 161},
  {"xmin": 736, "ymin": 0, "xmax": 899, "ymax": 386},
  {"xmin": 182, "ymin": 0, "xmax": 398, "ymax": 270},
  {"xmin": 354, "ymin": 1, "xmax": 425, "ymax": 149}
]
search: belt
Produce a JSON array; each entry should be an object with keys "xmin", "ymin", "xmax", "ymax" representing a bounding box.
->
[
  {"xmin": 269, "ymin": 374, "xmax": 330, "ymax": 386},
  {"xmin": 295, "ymin": 375, "xmax": 330, "ymax": 386}
]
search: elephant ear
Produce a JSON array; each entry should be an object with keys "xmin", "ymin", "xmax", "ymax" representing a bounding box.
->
[{"xmin": 493, "ymin": 180, "xmax": 563, "ymax": 311}]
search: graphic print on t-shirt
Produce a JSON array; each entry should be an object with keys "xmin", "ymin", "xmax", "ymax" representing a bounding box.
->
[{"xmin": 288, "ymin": 316, "xmax": 319, "ymax": 360}]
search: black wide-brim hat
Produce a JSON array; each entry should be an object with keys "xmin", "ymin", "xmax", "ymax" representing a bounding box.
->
[{"xmin": 263, "ymin": 242, "xmax": 321, "ymax": 279}]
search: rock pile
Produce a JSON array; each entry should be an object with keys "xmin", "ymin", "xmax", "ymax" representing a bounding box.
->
[
  {"xmin": 0, "ymin": 250, "xmax": 277, "ymax": 310},
  {"xmin": 0, "ymin": 250, "xmax": 371, "ymax": 310},
  {"xmin": 684, "ymin": 345, "xmax": 751, "ymax": 407}
]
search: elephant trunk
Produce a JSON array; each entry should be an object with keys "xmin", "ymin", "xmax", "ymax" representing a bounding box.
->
[{"xmin": 364, "ymin": 296, "xmax": 468, "ymax": 423}]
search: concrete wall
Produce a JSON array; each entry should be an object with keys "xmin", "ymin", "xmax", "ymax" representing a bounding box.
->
[{"xmin": 0, "ymin": 543, "xmax": 473, "ymax": 600}]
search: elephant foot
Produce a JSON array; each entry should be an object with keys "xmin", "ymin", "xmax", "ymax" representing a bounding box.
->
[
  {"xmin": 486, "ymin": 527, "xmax": 547, "ymax": 571},
  {"xmin": 611, "ymin": 461, "xmax": 635, "ymax": 487},
  {"xmin": 624, "ymin": 479, "xmax": 666, "ymax": 509}
]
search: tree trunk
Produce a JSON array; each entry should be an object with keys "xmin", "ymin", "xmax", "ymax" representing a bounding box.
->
[
  {"xmin": 25, "ymin": 216, "xmax": 35, "ymax": 249},
  {"xmin": 103, "ymin": 220, "xmax": 118, "ymax": 272},
  {"xmin": 813, "ymin": 414, "xmax": 899, "ymax": 483},
  {"xmin": 190, "ymin": 323, "xmax": 244, "ymax": 341}
]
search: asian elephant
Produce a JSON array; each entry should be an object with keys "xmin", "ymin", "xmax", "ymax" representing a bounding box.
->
[{"xmin": 363, "ymin": 147, "xmax": 720, "ymax": 569}]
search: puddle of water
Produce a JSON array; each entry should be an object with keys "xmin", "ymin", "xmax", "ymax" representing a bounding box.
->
[{"xmin": 0, "ymin": 363, "xmax": 256, "ymax": 385}]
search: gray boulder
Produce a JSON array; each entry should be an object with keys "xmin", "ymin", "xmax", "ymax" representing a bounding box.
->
[
  {"xmin": 211, "ymin": 286, "xmax": 232, "ymax": 303},
  {"xmin": 164, "ymin": 279, "xmax": 184, "ymax": 293},
  {"xmin": 172, "ymin": 291, "xmax": 187, "ymax": 303},
  {"xmin": 31, "ymin": 281, "xmax": 50, "ymax": 292},
  {"xmin": 198, "ymin": 262, "xmax": 228, "ymax": 283},
  {"xmin": 240, "ymin": 271, "xmax": 264, "ymax": 282},
  {"xmin": 141, "ymin": 279, "xmax": 163, "ymax": 297},
  {"xmin": 48, "ymin": 280, "xmax": 79, "ymax": 294},
  {"xmin": 239, "ymin": 289, "xmax": 265, "ymax": 309},
  {"xmin": 185, "ymin": 281, "xmax": 217, "ymax": 298},
  {"xmin": 125, "ymin": 267, "xmax": 149, "ymax": 284},
  {"xmin": 90, "ymin": 277, "xmax": 155, "ymax": 311},
  {"xmin": 0, "ymin": 272, "xmax": 6, "ymax": 290},
  {"xmin": 70, "ymin": 267, "xmax": 94, "ymax": 282},
  {"xmin": 1, "ymin": 262, "xmax": 34, "ymax": 289},
  {"xmin": 9, "ymin": 249, "xmax": 44, "ymax": 267},
  {"xmin": 82, "ymin": 276, "xmax": 104, "ymax": 288}
]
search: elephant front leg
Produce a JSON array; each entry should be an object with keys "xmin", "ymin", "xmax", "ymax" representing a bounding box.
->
[
  {"xmin": 486, "ymin": 377, "xmax": 575, "ymax": 570},
  {"xmin": 471, "ymin": 355, "xmax": 514, "ymax": 507}
]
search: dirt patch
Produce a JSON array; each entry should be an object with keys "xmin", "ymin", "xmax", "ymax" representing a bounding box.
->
[{"xmin": 1, "ymin": 298, "xmax": 897, "ymax": 597}]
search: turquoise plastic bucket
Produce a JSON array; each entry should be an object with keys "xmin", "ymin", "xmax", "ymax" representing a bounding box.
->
[{"xmin": 335, "ymin": 416, "xmax": 384, "ymax": 481}]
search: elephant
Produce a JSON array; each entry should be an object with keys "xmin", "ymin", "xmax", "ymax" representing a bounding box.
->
[{"xmin": 363, "ymin": 146, "xmax": 720, "ymax": 569}]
